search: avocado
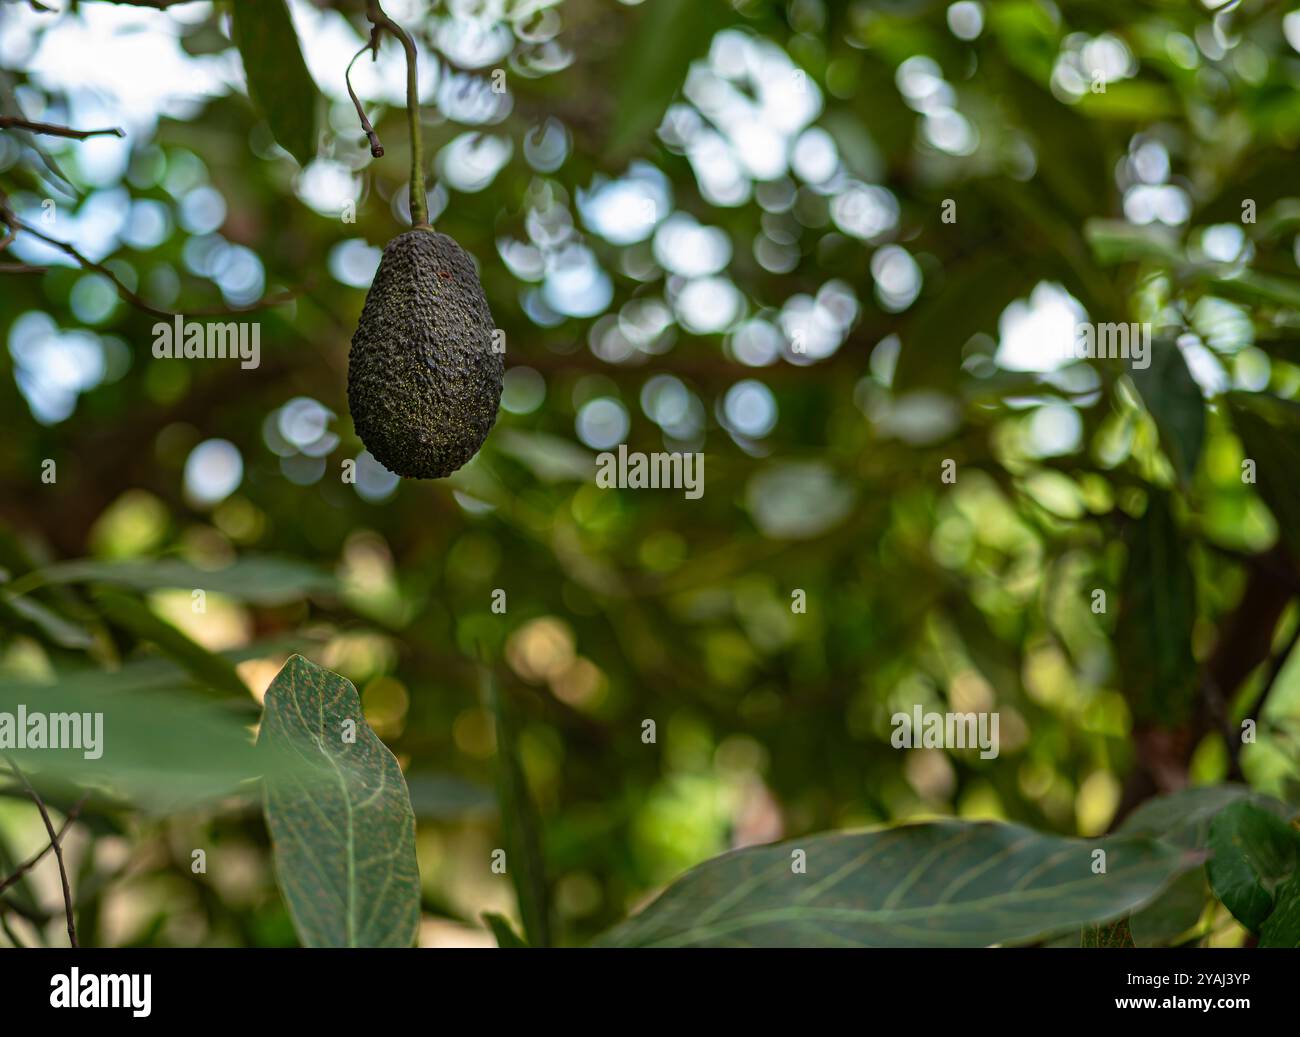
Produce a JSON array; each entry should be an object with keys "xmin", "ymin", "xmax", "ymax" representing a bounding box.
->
[{"xmin": 348, "ymin": 228, "xmax": 503, "ymax": 479}]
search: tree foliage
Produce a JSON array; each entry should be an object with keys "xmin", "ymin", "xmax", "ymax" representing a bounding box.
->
[{"xmin": 0, "ymin": 0, "xmax": 1299, "ymax": 948}]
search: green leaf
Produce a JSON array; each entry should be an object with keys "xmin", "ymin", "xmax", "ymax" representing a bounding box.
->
[
  {"xmin": 1207, "ymin": 801, "xmax": 1300, "ymax": 934},
  {"xmin": 1119, "ymin": 787, "xmax": 1293, "ymax": 945},
  {"xmin": 92, "ymin": 589, "xmax": 248, "ymax": 699},
  {"xmin": 0, "ymin": 680, "xmax": 266, "ymax": 811},
  {"xmin": 1074, "ymin": 81, "xmax": 1179, "ymax": 120},
  {"xmin": 0, "ymin": 637, "xmax": 307, "ymax": 703},
  {"xmin": 1129, "ymin": 868, "xmax": 1208, "ymax": 947},
  {"xmin": 405, "ymin": 772, "xmax": 497, "ymax": 821},
  {"xmin": 482, "ymin": 666, "xmax": 551, "ymax": 947},
  {"xmin": 1128, "ymin": 339, "xmax": 1205, "ymax": 487},
  {"xmin": 1116, "ymin": 491, "xmax": 1197, "ymax": 724},
  {"xmin": 605, "ymin": 0, "xmax": 735, "ymax": 157},
  {"xmin": 595, "ymin": 820, "xmax": 1200, "ymax": 948},
  {"xmin": 228, "ymin": 0, "xmax": 320, "ymax": 166},
  {"xmin": 0, "ymin": 591, "xmax": 93, "ymax": 650},
  {"xmin": 1118, "ymin": 785, "xmax": 1291, "ymax": 850},
  {"xmin": 258, "ymin": 655, "xmax": 420, "ymax": 948},
  {"xmin": 1260, "ymin": 873, "xmax": 1300, "ymax": 947},
  {"xmin": 15, "ymin": 555, "xmax": 335, "ymax": 605},
  {"xmin": 483, "ymin": 911, "xmax": 528, "ymax": 948},
  {"xmin": 1082, "ymin": 918, "xmax": 1135, "ymax": 947},
  {"xmin": 1084, "ymin": 219, "xmax": 1182, "ymax": 266},
  {"xmin": 1228, "ymin": 393, "xmax": 1300, "ymax": 562},
  {"xmin": 494, "ymin": 429, "xmax": 595, "ymax": 483}
]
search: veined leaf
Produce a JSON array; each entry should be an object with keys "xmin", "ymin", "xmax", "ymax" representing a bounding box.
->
[
  {"xmin": 1118, "ymin": 784, "xmax": 1292, "ymax": 850},
  {"xmin": 595, "ymin": 820, "xmax": 1200, "ymax": 948},
  {"xmin": 259, "ymin": 655, "xmax": 420, "ymax": 948},
  {"xmin": 229, "ymin": 0, "xmax": 320, "ymax": 166},
  {"xmin": 1118, "ymin": 786, "xmax": 1292, "ymax": 946},
  {"xmin": 1207, "ymin": 800, "xmax": 1300, "ymax": 934}
]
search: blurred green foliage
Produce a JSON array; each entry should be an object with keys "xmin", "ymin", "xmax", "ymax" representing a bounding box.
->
[{"xmin": 1, "ymin": 0, "xmax": 1299, "ymax": 947}]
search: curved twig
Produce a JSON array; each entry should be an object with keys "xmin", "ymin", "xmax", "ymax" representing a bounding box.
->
[
  {"xmin": 346, "ymin": 38, "xmax": 384, "ymax": 158},
  {"xmin": 4, "ymin": 759, "xmax": 77, "ymax": 948},
  {"xmin": 364, "ymin": 0, "xmax": 427, "ymax": 227},
  {"xmin": 0, "ymin": 795, "xmax": 88, "ymax": 895},
  {"xmin": 2, "ymin": 210, "xmax": 303, "ymax": 318}
]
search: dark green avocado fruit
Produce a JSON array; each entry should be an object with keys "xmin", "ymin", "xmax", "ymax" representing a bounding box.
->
[{"xmin": 348, "ymin": 228, "xmax": 503, "ymax": 479}]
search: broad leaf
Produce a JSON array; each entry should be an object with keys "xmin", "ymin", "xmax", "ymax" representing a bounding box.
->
[
  {"xmin": 259, "ymin": 655, "xmax": 420, "ymax": 948},
  {"xmin": 1118, "ymin": 785, "xmax": 1291, "ymax": 850},
  {"xmin": 596, "ymin": 820, "xmax": 1200, "ymax": 948},
  {"xmin": 0, "ymin": 680, "xmax": 266, "ymax": 810},
  {"xmin": 1119, "ymin": 787, "xmax": 1292, "ymax": 946},
  {"xmin": 1129, "ymin": 869, "xmax": 1208, "ymax": 947},
  {"xmin": 229, "ymin": 0, "xmax": 320, "ymax": 166},
  {"xmin": 1260, "ymin": 874, "xmax": 1300, "ymax": 947},
  {"xmin": 1207, "ymin": 801, "xmax": 1300, "ymax": 934}
]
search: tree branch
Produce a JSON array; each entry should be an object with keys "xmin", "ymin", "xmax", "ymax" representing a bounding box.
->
[
  {"xmin": 0, "ymin": 794, "xmax": 87, "ymax": 896},
  {"xmin": 4, "ymin": 759, "xmax": 77, "ymax": 948},
  {"xmin": 345, "ymin": 34, "xmax": 384, "ymax": 158},
  {"xmin": 0, "ymin": 116, "xmax": 124, "ymax": 140},
  {"xmin": 0, "ymin": 197, "xmax": 304, "ymax": 318}
]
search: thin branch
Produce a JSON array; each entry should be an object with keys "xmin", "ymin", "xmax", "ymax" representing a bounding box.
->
[
  {"xmin": 1, "ymin": 207, "xmax": 303, "ymax": 318},
  {"xmin": 0, "ymin": 794, "xmax": 88, "ymax": 896},
  {"xmin": 346, "ymin": 34, "xmax": 384, "ymax": 158},
  {"xmin": 365, "ymin": 0, "xmax": 427, "ymax": 227},
  {"xmin": 4, "ymin": 759, "xmax": 77, "ymax": 948},
  {"xmin": 0, "ymin": 116, "xmax": 124, "ymax": 140}
]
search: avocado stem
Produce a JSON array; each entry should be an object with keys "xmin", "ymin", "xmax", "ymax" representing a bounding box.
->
[{"xmin": 365, "ymin": 0, "xmax": 428, "ymax": 228}]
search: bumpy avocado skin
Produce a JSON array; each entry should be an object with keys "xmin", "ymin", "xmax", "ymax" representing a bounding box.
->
[{"xmin": 348, "ymin": 229, "xmax": 503, "ymax": 479}]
